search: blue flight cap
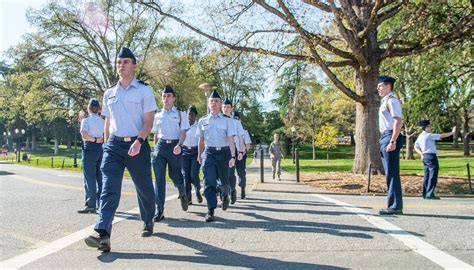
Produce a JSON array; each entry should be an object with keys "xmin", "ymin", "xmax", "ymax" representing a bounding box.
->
[
  {"xmin": 188, "ymin": 105, "xmax": 198, "ymax": 115},
  {"xmin": 209, "ymin": 90, "xmax": 221, "ymax": 99},
  {"xmin": 117, "ymin": 47, "xmax": 136, "ymax": 62},
  {"xmin": 420, "ymin": 120, "xmax": 430, "ymax": 127},
  {"xmin": 377, "ymin": 76, "xmax": 396, "ymax": 84},
  {"xmin": 163, "ymin": 85, "xmax": 175, "ymax": 95},
  {"xmin": 223, "ymin": 97, "xmax": 232, "ymax": 106},
  {"xmin": 89, "ymin": 98, "xmax": 100, "ymax": 107},
  {"xmin": 233, "ymin": 111, "xmax": 240, "ymax": 118}
]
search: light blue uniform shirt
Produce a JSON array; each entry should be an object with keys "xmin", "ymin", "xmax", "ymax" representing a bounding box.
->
[
  {"xmin": 235, "ymin": 129, "xmax": 251, "ymax": 151},
  {"xmin": 414, "ymin": 131, "xmax": 441, "ymax": 154},
  {"xmin": 183, "ymin": 122, "xmax": 199, "ymax": 147},
  {"xmin": 196, "ymin": 113, "xmax": 237, "ymax": 147},
  {"xmin": 102, "ymin": 78, "xmax": 157, "ymax": 137},
  {"xmin": 151, "ymin": 106, "xmax": 189, "ymax": 140},
  {"xmin": 379, "ymin": 92, "xmax": 403, "ymax": 133},
  {"xmin": 80, "ymin": 114, "xmax": 105, "ymax": 138}
]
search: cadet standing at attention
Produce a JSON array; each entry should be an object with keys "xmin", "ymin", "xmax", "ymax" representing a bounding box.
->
[
  {"xmin": 78, "ymin": 98, "xmax": 105, "ymax": 214},
  {"xmin": 221, "ymin": 98, "xmax": 245, "ymax": 204},
  {"xmin": 152, "ymin": 85, "xmax": 190, "ymax": 222},
  {"xmin": 197, "ymin": 91, "xmax": 237, "ymax": 222},
  {"xmin": 182, "ymin": 105, "xmax": 203, "ymax": 205},
  {"xmin": 377, "ymin": 75, "xmax": 404, "ymax": 215},
  {"xmin": 233, "ymin": 111, "xmax": 252, "ymax": 199},
  {"xmin": 414, "ymin": 120, "xmax": 454, "ymax": 200},
  {"xmin": 85, "ymin": 48, "xmax": 157, "ymax": 252}
]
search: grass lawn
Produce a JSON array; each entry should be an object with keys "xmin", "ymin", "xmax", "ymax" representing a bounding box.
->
[{"xmin": 281, "ymin": 143, "xmax": 473, "ymax": 178}]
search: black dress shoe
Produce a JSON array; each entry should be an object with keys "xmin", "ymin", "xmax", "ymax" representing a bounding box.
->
[
  {"xmin": 85, "ymin": 234, "xmax": 111, "ymax": 252},
  {"xmin": 241, "ymin": 188, "xmax": 246, "ymax": 199},
  {"xmin": 222, "ymin": 195, "xmax": 230, "ymax": 211},
  {"xmin": 196, "ymin": 192, "xmax": 203, "ymax": 203},
  {"xmin": 154, "ymin": 211, "xmax": 164, "ymax": 222},
  {"xmin": 205, "ymin": 209, "xmax": 215, "ymax": 222},
  {"xmin": 141, "ymin": 223, "xmax": 153, "ymax": 237},
  {"xmin": 180, "ymin": 195, "xmax": 189, "ymax": 211},
  {"xmin": 231, "ymin": 190, "xmax": 237, "ymax": 205},
  {"xmin": 78, "ymin": 207, "xmax": 96, "ymax": 214},
  {"xmin": 188, "ymin": 200, "xmax": 193, "ymax": 205},
  {"xmin": 379, "ymin": 208, "xmax": 403, "ymax": 215},
  {"xmin": 425, "ymin": 196, "xmax": 441, "ymax": 200}
]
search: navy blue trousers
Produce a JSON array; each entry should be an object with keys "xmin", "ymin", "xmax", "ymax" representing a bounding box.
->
[
  {"xmin": 82, "ymin": 142, "xmax": 103, "ymax": 209},
  {"xmin": 422, "ymin": 153, "xmax": 439, "ymax": 198},
  {"xmin": 181, "ymin": 146, "xmax": 201, "ymax": 200},
  {"xmin": 380, "ymin": 132, "xmax": 403, "ymax": 210},
  {"xmin": 95, "ymin": 140, "xmax": 155, "ymax": 236},
  {"xmin": 236, "ymin": 154, "xmax": 247, "ymax": 189},
  {"xmin": 153, "ymin": 140, "xmax": 185, "ymax": 214},
  {"xmin": 202, "ymin": 147, "xmax": 230, "ymax": 210}
]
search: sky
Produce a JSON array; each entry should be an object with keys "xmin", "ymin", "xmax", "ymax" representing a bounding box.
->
[{"xmin": 0, "ymin": 0, "xmax": 278, "ymax": 111}]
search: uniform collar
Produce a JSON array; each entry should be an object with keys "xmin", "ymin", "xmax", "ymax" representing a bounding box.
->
[
  {"xmin": 381, "ymin": 91, "xmax": 394, "ymax": 102},
  {"xmin": 117, "ymin": 77, "xmax": 139, "ymax": 91},
  {"xmin": 162, "ymin": 106, "xmax": 177, "ymax": 113}
]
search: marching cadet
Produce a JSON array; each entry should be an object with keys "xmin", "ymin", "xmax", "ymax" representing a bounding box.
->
[
  {"xmin": 377, "ymin": 75, "xmax": 404, "ymax": 215},
  {"xmin": 152, "ymin": 85, "xmax": 190, "ymax": 222},
  {"xmin": 269, "ymin": 133, "xmax": 285, "ymax": 181},
  {"xmin": 233, "ymin": 111, "xmax": 252, "ymax": 199},
  {"xmin": 85, "ymin": 48, "xmax": 157, "ymax": 252},
  {"xmin": 197, "ymin": 90, "xmax": 237, "ymax": 222},
  {"xmin": 221, "ymin": 98, "xmax": 245, "ymax": 204},
  {"xmin": 78, "ymin": 98, "xmax": 105, "ymax": 214},
  {"xmin": 182, "ymin": 105, "xmax": 203, "ymax": 205},
  {"xmin": 414, "ymin": 120, "xmax": 455, "ymax": 199}
]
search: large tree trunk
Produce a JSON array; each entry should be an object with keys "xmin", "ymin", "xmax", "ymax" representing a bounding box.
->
[
  {"xmin": 405, "ymin": 134, "xmax": 415, "ymax": 160},
  {"xmin": 453, "ymin": 125, "xmax": 460, "ymax": 148},
  {"xmin": 352, "ymin": 70, "xmax": 384, "ymax": 174}
]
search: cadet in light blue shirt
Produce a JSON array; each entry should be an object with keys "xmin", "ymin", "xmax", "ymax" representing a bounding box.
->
[
  {"xmin": 85, "ymin": 48, "xmax": 157, "ymax": 253},
  {"xmin": 181, "ymin": 105, "xmax": 203, "ymax": 205},
  {"xmin": 78, "ymin": 98, "xmax": 105, "ymax": 214},
  {"xmin": 197, "ymin": 90, "xmax": 237, "ymax": 222},
  {"xmin": 377, "ymin": 75, "xmax": 404, "ymax": 216},
  {"xmin": 233, "ymin": 111, "xmax": 252, "ymax": 200},
  {"xmin": 414, "ymin": 120, "xmax": 454, "ymax": 199},
  {"xmin": 152, "ymin": 85, "xmax": 190, "ymax": 222},
  {"xmin": 222, "ymin": 98, "xmax": 245, "ymax": 204}
]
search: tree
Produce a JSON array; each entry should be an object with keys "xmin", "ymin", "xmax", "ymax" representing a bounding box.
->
[
  {"xmin": 315, "ymin": 123, "xmax": 338, "ymax": 162},
  {"xmin": 141, "ymin": 0, "xmax": 473, "ymax": 174}
]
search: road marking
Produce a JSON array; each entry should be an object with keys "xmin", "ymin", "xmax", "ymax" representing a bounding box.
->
[
  {"xmin": 9, "ymin": 175, "xmax": 137, "ymax": 196},
  {"xmin": 357, "ymin": 203, "xmax": 474, "ymax": 209},
  {"xmin": 313, "ymin": 194, "xmax": 474, "ymax": 270},
  {"xmin": 0, "ymin": 194, "xmax": 179, "ymax": 270}
]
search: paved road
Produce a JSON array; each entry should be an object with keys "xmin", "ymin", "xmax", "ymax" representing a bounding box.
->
[{"xmin": 0, "ymin": 162, "xmax": 473, "ymax": 269}]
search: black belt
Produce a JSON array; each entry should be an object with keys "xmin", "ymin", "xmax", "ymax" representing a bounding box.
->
[
  {"xmin": 159, "ymin": 139, "xmax": 179, "ymax": 144},
  {"xmin": 110, "ymin": 135, "xmax": 138, "ymax": 142},
  {"xmin": 206, "ymin": 146, "xmax": 229, "ymax": 151},
  {"xmin": 183, "ymin": 146, "xmax": 198, "ymax": 150},
  {"xmin": 381, "ymin": 130, "xmax": 393, "ymax": 135}
]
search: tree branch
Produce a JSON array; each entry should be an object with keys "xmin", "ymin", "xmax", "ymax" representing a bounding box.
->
[
  {"xmin": 301, "ymin": 0, "xmax": 333, "ymax": 13},
  {"xmin": 376, "ymin": 0, "xmax": 407, "ymax": 25},
  {"xmin": 357, "ymin": 0, "xmax": 383, "ymax": 39}
]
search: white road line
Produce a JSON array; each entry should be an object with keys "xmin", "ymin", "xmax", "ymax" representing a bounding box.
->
[
  {"xmin": 313, "ymin": 194, "xmax": 473, "ymax": 270},
  {"xmin": 0, "ymin": 194, "xmax": 179, "ymax": 270}
]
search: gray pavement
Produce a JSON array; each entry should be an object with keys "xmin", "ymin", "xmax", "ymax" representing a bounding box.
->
[{"xmin": 0, "ymin": 160, "xmax": 473, "ymax": 269}]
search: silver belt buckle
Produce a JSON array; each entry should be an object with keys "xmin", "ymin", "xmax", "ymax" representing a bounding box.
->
[
  {"xmin": 166, "ymin": 140, "xmax": 172, "ymax": 143},
  {"xmin": 124, "ymin": 137, "xmax": 132, "ymax": 142},
  {"xmin": 216, "ymin": 147, "xmax": 221, "ymax": 151},
  {"xmin": 187, "ymin": 146, "xmax": 192, "ymax": 150}
]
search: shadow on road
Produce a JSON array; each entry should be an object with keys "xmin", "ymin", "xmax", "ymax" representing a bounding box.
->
[{"xmin": 97, "ymin": 233, "xmax": 346, "ymax": 269}]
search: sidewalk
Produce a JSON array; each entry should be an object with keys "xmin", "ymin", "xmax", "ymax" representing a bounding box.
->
[{"xmin": 246, "ymin": 157, "xmax": 325, "ymax": 194}]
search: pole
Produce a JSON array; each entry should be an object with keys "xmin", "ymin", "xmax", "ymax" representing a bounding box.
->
[
  {"xmin": 367, "ymin": 163, "xmax": 372, "ymax": 193},
  {"xmin": 260, "ymin": 147, "xmax": 264, "ymax": 183},
  {"xmin": 467, "ymin": 162, "xmax": 472, "ymax": 194},
  {"xmin": 295, "ymin": 148, "xmax": 300, "ymax": 183},
  {"xmin": 73, "ymin": 122, "xmax": 78, "ymax": 168},
  {"xmin": 292, "ymin": 135, "xmax": 295, "ymax": 164},
  {"xmin": 17, "ymin": 134, "xmax": 20, "ymax": 162}
]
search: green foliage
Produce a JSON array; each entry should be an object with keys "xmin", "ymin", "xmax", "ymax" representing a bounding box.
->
[{"xmin": 315, "ymin": 124, "xmax": 338, "ymax": 150}]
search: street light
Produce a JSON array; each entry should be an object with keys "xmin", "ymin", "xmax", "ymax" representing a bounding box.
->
[
  {"xmin": 15, "ymin": 129, "xmax": 20, "ymax": 162},
  {"xmin": 199, "ymin": 83, "xmax": 216, "ymax": 114},
  {"xmin": 291, "ymin": 126, "xmax": 296, "ymax": 164},
  {"xmin": 2, "ymin": 132, "xmax": 6, "ymax": 146},
  {"xmin": 69, "ymin": 109, "xmax": 78, "ymax": 168}
]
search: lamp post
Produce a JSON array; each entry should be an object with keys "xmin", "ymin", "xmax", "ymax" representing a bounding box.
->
[
  {"xmin": 69, "ymin": 109, "xmax": 78, "ymax": 168},
  {"xmin": 15, "ymin": 129, "xmax": 20, "ymax": 162},
  {"xmin": 7, "ymin": 131, "xmax": 11, "ymax": 150},
  {"xmin": 199, "ymin": 83, "xmax": 216, "ymax": 114},
  {"xmin": 291, "ymin": 126, "xmax": 296, "ymax": 164},
  {"xmin": 2, "ymin": 132, "xmax": 6, "ymax": 146}
]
